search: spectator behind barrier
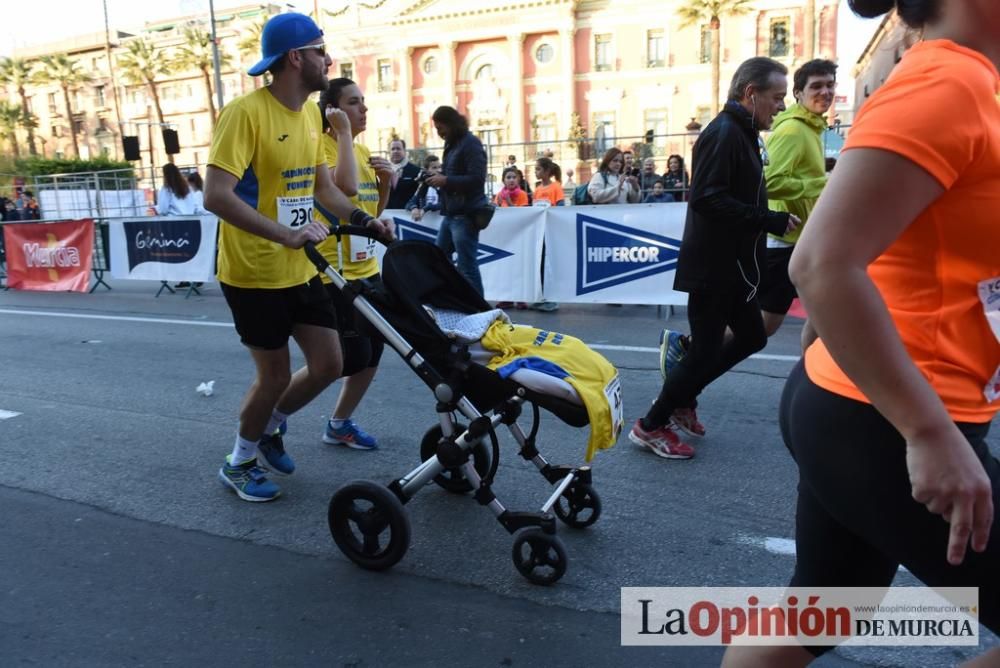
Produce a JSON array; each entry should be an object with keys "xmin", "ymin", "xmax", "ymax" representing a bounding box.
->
[
  {"xmin": 662, "ymin": 154, "xmax": 690, "ymax": 202},
  {"xmin": 587, "ymin": 147, "xmax": 641, "ymax": 204},
  {"xmin": 406, "ymin": 154, "xmax": 442, "ymax": 221},
  {"xmin": 156, "ymin": 163, "xmax": 207, "ymax": 216}
]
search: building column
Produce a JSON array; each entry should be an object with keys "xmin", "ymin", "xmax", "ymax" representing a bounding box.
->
[
  {"xmin": 559, "ymin": 28, "xmax": 576, "ymax": 141},
  {"xmin": 441, "ymin": 41, "xmax": 456, "ymax": 109},
  {"xmin": 508, "ymin": 32, "xmax": 525, "ymax": 144},
  {"xmin": 397, "ymin": 46, "xmax": 413, "ymax": 144}
]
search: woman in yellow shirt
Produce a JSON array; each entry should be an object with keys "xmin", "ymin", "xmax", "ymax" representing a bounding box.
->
[{"xmin": 314, "ymin": 77, "xmax": 393, "ymax": 450}]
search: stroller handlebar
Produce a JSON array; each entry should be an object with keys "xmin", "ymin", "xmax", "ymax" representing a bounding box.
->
[{"xmin": 302, "ymin": 223, "xmax": 393, "ymax": 274}]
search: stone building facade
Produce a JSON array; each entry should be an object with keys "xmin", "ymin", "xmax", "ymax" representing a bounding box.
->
[{"xmin": 6, "ymin": 0, "xmax": 838, "ymax": 180}]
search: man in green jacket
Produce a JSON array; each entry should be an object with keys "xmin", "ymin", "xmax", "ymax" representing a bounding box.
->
[{"xmin": 759, "ymin": 59, "xmax": 837, "ymax": 346}]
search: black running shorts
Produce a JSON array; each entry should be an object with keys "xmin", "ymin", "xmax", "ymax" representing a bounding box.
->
[
  {"xmin": 757, "ymin": 245, "xmax": 797, "ymax": 315},
  {"xmin": 221, "ymin": 276, "xmax": 337, "ymax": 350}
]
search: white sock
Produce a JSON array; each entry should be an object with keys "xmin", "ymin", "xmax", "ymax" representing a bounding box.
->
[
  {"xmin": 330, "ymin": 417, "xmax": 347, "ymax": 429},
  {"xmin": 230, "ymin": 435, "xmax": 259, "ymax": 465},
  {"xmin": 265, "ymin": 409, "xmax": 289, "ymax": 436}
]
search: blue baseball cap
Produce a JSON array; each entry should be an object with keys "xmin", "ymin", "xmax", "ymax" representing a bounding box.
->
[{"xmin": 247, "ymin": 13, "xmax": 324, "ymax": 77}]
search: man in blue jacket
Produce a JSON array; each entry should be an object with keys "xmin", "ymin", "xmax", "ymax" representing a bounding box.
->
[{"xmin": 425, "ymin": 105, "xmax": 488, "ymax": 295}]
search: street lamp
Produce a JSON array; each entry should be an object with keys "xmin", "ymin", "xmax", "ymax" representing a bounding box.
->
[{"xmin": 208, "ymin": 0, "xmax": 225, "ymax": 111}]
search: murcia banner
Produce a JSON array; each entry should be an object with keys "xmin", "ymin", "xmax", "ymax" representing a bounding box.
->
[
  {"xmin": 108, "ymin": 215, "xmax": 218, "ymax": 281},
  {"xmin": 3, "ymin": 219, "xmax": 94, "ymax": 292},
  {"xmin": 543, "ymin": 203, "xmax": 689, "ymax": 304},
  {"xmin": 381, "ymin": 209, "xmax": 544, "ymax": 302}
]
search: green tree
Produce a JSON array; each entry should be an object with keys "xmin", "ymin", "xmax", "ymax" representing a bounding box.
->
[
  {"xmin": 0, "ymin": 101, "xmax": 27, "ymax": 158},
  {"xmin": 238, "ymin": 17, "xmax": 267, "ymax": 88},
  {"xmin": 173, "ymin": 27, "xmax": 232, "ymax": 125},
  {"xmin": 677, "ymin": 0, "xmax": 753, "ymax": 115},
  {"xmin": 36, "ymin": 54, "xmax": 92, "ymax": 159},
  {"xmin": 117, "ymin": 37, "xmax": 170, "ymax": 159},
  {"xmin": 0, "ymin": 57, "xmax": 40, "ymax": 155}
]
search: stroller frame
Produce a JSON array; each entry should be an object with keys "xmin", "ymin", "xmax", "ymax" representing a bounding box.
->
[{"xmin": 306, "ymin": 226, "xmax": 602, "ymax": 585}]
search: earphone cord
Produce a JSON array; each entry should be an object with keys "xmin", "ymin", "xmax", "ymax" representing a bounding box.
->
[{"xmin": 737, "ymin": 94, "xmax": 764, "ymax": 303}]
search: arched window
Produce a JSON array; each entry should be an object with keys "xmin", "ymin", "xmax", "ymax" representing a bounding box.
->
[{"xmin": 475, "ymin": 63, "xmax": 494, "ymax": 80}]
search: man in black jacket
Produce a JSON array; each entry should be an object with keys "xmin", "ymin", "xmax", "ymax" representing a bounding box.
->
[
  {"xmin": 630, "ymin": 57, "xmax": 801, "ymax": 460},
  {"xmin": 386, "ymin": 139, "xmax": 421, "ymax": 210},
  {"xmin": 425, "ymin": 105, "xmax": 488, "ymax": 295}
]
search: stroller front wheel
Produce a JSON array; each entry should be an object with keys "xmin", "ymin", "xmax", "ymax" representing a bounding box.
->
[
  {"xmin": 511, "ymin": 529, "xmax": 568, "ymax": 585},
  {"xmin": 554, "ymin": 482, "xmax": 602, "ymax": 529},
  {"xmin": 328, "ymin": 481, "xmax": 411, "ymax": 571}
]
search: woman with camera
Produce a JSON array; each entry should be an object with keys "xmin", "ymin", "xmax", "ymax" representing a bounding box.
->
[{"xmin": 587, "ymin": 147, "xmax": 641, "ymax": 204}]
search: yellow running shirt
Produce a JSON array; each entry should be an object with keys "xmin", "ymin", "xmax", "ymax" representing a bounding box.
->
[
  {"xmin": 315, "ymin": 135, "xmax": 380, "ymax": 280},
  {"xmin": 209, "ymin": 87, "xmax": 325, "ymax": 289},
  {"xmin": 480, "ymin": 322, "xmax": 623, "ymax": 461}
]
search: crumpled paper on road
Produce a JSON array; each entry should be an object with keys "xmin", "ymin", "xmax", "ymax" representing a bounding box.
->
[{"xmin": 196, "ymin": 380, "xmax": 215, "ymax": 397}]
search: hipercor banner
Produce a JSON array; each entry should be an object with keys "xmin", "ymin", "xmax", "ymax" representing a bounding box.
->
[
  {"xmin": 108, "ymin": 216, "xmax": 218, "ymax": 281},
  {"xmin": 3, "ymin": 219, "xmax": 94, "ymax": 292},
  {"xmin": 379, "ymin": 209, "xmax": 544, "ymax": 302},
  {"xmin": 543, "ymin": 203, "xmax": 689, "ymax": 304}
]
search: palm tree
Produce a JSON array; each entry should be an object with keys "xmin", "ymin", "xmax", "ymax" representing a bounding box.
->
[
  {"xmin": 238, "ymin": 17, "xmax": 267, "ymax": 89},
  {"xmin": 37, "ymin": 54, "xmax": 92, "ymax": 158},
  {"xmin": 117, "ymin": 37, "xmax": 170, "ymax": 157},
  {"xmin": 0, "ymin": 57, "xmax": 40, "ymax": 155},
  {"xmin": 677, "ymin": 0, "xmax": 753, "ymax": 115},
  {"xmin": 0, "ymin": 101, "xmax": 27, "ymax": 158},
  {"xmin": 172, "ymin": 27, "xmax": 232, "ymax": 125}
]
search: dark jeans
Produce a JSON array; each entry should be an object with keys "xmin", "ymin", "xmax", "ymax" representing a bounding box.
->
[
  {"xmin": 435, "ymin": 215, "xmax": 483, "ymax": 296},
  {"xmin": 645, "ymin": 289, "xmax": 767, "ymax": 426},
  {"xmin": 781, "ymin": 361, "xmax": 1000, "ymax": 655}
]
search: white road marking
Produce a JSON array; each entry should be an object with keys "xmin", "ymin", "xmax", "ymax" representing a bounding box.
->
[
  {"xmin": 740, "ymin": 534, "xmax": 909, "ymax": 573},
  {"xmin": 0, "ymin": 308, "xmax": 800, "ymax": 362},
  {"xmin": 0, "ymin": 409, "xmax": 22, "ymax": 420},
  {"xmin": 0, "ymin": 308, "xmax": 231, "ymax": 328}
]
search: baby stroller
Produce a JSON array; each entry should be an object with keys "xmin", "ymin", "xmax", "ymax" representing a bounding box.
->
[{"xmin": 305, "ymin": 226, "xmax": 621, "ymax": 585}]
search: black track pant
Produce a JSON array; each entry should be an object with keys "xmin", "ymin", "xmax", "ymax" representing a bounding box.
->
[
  {"xmin": 645, "ymin": 289, "xmax": 767, "ymax": 427},
  {"xmin": 781, "ymin": 361, "xmax": 1000, "ymax": 656}
]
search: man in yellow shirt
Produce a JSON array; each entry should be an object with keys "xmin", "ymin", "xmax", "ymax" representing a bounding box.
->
[{"xmin": 204, "ymin": 13, "xmax": 392, "ymax": 502}]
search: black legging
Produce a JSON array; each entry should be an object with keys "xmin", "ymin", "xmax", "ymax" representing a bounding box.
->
[
  {"xmin": 645, "ymin": 289, "xmax": 767, "ymax": 427},
  {"xmin": 781, "ymin": 361, "xmax": 1000, "ymax": 656},
  {"xmin": 326, "ymin": 279, "xmax": 385, "ymax": 378}
]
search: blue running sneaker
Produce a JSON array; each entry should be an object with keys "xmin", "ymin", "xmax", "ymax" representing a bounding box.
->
[
  {"xmin": 258, "ymin": 432, "xmax": 295, "ymax": 475},
  {"xmin": 659, "ymin": 328, "xmax": 689, "ymax": 380},
  {"xmin": 276, "ymin": 419, "xmax": 287, "ymax": 436},
  {"xmin": 323, "ymin": 418, "xmax": 378, "ymax": 450},
  {"xmin": 218, "ymin": 456, "xmax": 281, "ymax": 502}
]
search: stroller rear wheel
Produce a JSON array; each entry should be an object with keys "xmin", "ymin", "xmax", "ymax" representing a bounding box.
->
[
  {"xmin": 554, "ymin": 482, "xmax": 602, "ymax": 529},
  {"xmin": 419, "ymin": 424, "xmax": 492, "ymax": 494},
  {"xmin": 511, "ymin": 528, "xmax": 568, "ymax": 585},
  {"xmin": 328, "ymin": 481, "xmax": 410, "ymax": 571}
]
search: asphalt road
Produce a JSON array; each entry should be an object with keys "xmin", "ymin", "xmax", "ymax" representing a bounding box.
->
[{"xmin": 0, "ymin": 279, "xmax": 996, "ymax": 667}]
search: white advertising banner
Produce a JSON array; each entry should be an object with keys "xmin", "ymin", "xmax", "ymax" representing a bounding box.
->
[
  {"xmin": 543, "ymin": 203, "xmax": 689, "ymax": 305},
  {"xmin": 108, "ymin": 215, "xmax": 218, "ymax": 281},
  {"xmin": 381, "ymin": 208, "xmax": 544, "ymax": 302}
]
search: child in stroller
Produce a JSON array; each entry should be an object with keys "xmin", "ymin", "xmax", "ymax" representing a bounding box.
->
[{"xmin": 305, "ymin": 226, "xmax": 623, "ymax": 585}]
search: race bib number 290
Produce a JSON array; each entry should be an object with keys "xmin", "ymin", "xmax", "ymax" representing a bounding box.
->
[{"xmin": 276, "ymin": 196, "xmax": 313, "ymax": 229}]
